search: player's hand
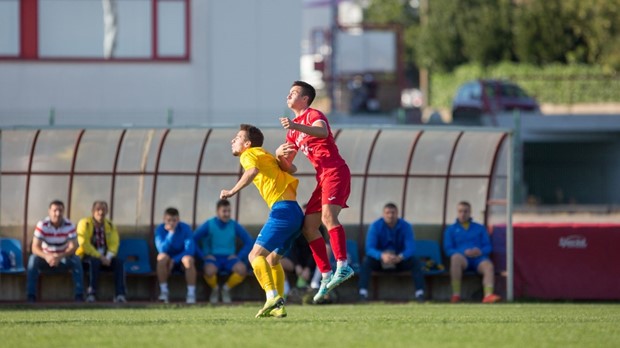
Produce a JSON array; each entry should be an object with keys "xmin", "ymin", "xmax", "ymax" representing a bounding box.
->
[
  {"xmin": 220, "ymin": 189, "xmax": 234, "ymax": 199},
  {"xmin": 279, "ymin": 117, "xmax": 296, "ymax": 130},
  {"xmin": 101, "ymin": 256, "xmax": 112, "ymax": 267},
  {"xmin": 470, "ymin": 247, "xmax": 482, "ymax": 257},
  {"xmin": 275, "ymin": 143, "xmax": 286, "ymax": 157},
  {"xmin": 464, "ymin": 248, "xmax": 477, "ymax": 257},
  {"xmin": 276, "ymin": 143, "xmax": 296, "ymax": 157},
  {"xmin": 45, "ymin": 254, "xmax": 56, "ymax": 267},
  {"xmin": 381, "ymin": 252, "xmax": 395, "ymax": 265},
  {"xmin": 48, "ymin": 255, "xmax": 60, "ymax": 267}
]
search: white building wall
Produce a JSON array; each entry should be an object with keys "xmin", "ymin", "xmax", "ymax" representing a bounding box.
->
[{"xmin": 0, "ymin": 0, "xmax": 302, "ymax": 127}]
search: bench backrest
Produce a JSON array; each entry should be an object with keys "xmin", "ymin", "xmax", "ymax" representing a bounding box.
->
[
  {"xmin": 0, "ymin": 238, "xmax": 26, "ymax": 273},
  {"xmin": 117, "ymin": 238, "xmax": 152, "ymax": 274}
]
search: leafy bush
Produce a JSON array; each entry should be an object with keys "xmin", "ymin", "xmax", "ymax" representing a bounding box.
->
[{"xmin": 431, "ymin": 62, "xmax": 619, "ymax": 108}]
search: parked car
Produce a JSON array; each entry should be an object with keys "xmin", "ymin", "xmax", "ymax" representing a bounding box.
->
[{"xmin": 451, "ymin": 79, "xmax": 540, "ymax": 124}]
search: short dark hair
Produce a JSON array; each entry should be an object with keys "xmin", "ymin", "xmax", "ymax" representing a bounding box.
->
[
  {"xmin": 292, "ymin": 81, "xmax": 316, "ymax": 106},
  {"xmin": 239, "ymin": 124, "xmax": 264, "ymax": 147},
  {"xmin": 384, "ymin": 202, "xmax": 398, "ymax": 210},
  {"xmin": 49, "ymin": 200, "xmax": 64, "ymax": 208},
  {"xmin": 164, "ymin": 207, "xmax": 179, "ymax": 217},
  {"xmin": 216, "ymin": 199, "xmax": 231, "ymax": 209},
  {"xmin": 458, "ymin": 201, "xmax": 471, "ymax": 209}
]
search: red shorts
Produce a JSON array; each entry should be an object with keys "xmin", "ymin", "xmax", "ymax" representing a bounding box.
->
[{"xmin": 305, "ymin": 165, "xmax": 351, "ymax": 215}]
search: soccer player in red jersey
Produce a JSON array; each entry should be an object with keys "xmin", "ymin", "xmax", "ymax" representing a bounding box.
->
[{"xmin": 276, "ymin": 80, "xmax": 354, "ymax": 302}]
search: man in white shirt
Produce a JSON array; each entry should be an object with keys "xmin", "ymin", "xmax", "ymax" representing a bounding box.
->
[{"xmin": 26, "ymin": 200, "xmax": 84, "ymax": 302}]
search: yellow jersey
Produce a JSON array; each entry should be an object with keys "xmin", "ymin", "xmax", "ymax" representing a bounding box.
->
[{"xmin": 239, "ymin": 147, "xmax": 298, "ymax": 209}]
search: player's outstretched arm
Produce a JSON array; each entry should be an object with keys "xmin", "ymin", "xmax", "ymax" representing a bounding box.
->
[
  {"xmin": 280, "ymin": 117, "xmax": 328, "ymax": 139},
  {"xmin": 220, "ymin": 167, "xmax": 259, "ymax": 199}
]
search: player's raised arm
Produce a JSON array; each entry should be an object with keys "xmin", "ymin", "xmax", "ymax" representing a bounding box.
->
[
  {"xmin": 220, "ymin": 167, "xmax": 259, "ymax": 199},
  {"xmin": 280, "ymin": 117, "xmax": 328, "ymax": 139}
]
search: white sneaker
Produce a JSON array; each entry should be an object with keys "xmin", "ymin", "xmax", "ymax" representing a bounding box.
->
[
  {"xmin": 186, "ymin": 294, "xmax": 196, "ymax": 304},
  {"xmin": 221, "ymin": 287, "xmax": 232, "ymax": 304},
  {"xmin": 158, "ymin": 292, "xmax": 169, "ymax": 304},
  {"xmin": 312, "ymin": 276, "xmax": 331, "ymax": 303},
  {"xmin": 114, "ymin": 295, "xmax": 127, "ymax": 303},
  {"xmin": 209, "ymin": 288, "xmax": 220, "ymax": 304},
  {"xmin": 86, "ymin": 294, "xmax": 96, "ymax": 303}
]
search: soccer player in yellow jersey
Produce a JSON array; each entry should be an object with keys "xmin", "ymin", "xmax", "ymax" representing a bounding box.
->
[{"xmin": 220, "ymin": 124, "xmax": 303, "ymax": 318}]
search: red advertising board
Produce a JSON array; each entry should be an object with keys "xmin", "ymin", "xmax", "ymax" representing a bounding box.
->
[{"xmin": 513, "ymin": 223, "xmax": 620, "ymax": 300}]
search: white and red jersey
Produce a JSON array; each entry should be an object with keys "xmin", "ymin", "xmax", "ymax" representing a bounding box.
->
[
  {"xmin": 286, "ymin": 108, "xmax": 347, "ymax": 174},
  {"xmin": 34, "ymin": 217, "xmax": 77, "ymax": 255}
]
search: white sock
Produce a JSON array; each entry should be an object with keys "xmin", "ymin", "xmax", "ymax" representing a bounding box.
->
[
  {"xmin": 160, "ymin": 283, "xmax": 168, "ymax": 293},
  {"xmin": 187, "ymin": 285, "xmax": 196, "ymax": 296},
  {"xmin": 415, "ymin": 289, "xmax": 424, "ymax": 297},
  {"xmin": 337, "ymin": 260, "xmax": 348, "ymax": 269},
  {"xmin": 222, "ymin": 284, "xmax": 230, "ymax": 291},
  {"xmin": 266, "ymin": 290, "xmax": 278, "ymax": 300},
  {"xmin": 321, "ymin": 271, "xmax": 333, "ymax": 280},
  {"xmin": 359, "ymin": 288, "xmax": 368, "ymax": 296},
  {"xmin": 311, "ymin": 267, "xmax": 322, "ymax": 288}
]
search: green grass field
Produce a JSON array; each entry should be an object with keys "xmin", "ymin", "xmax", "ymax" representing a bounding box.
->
[{"xmin": 1, "ymin": 303, "xmax": 619, "ymax": 347}]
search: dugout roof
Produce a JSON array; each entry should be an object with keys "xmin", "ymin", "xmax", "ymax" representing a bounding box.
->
[{"xmin": 0, "ymin": 127, "xmax": 510, "ymax": 246}]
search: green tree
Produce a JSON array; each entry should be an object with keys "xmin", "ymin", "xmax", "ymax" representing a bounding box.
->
[
  {"xmin": 562, "ymin": 0, "xmax": 620, "ymax": 69},
  {"xmin": 514, "ymin": 0, "xmax": 574, "ymax": 65},
  {"xmin": 416, "ymin": 0, "xmax": 465, "ymax": 71},
  {"xmin": 364, "ymin": 0, "xmax": 620, "ymax": 74},
  {"xmin": 455, "ymin": 0, "xmax": 514, "ymax": 66}
]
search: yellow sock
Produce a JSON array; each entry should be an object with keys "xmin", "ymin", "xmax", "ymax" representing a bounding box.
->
[
  {"xmin": 484, "ymin": 285, "xmax": 494, "ymax": 297},
  {"xmin": 225, "ymin": 272, "xmax": 246, "ymax": 289},
  {"xmin": 452, "ymin": 280, "xmax": 462, "ymax": 296},
  {"xmin": 250, "ymin": 256, "xmax": 276, "ymax": 293},
  {"xmin": 204, "ymin": 274, "xmax": 218, "ymax": 289},
  {"xmin": 270, "ymin": 263, "xmax": 285, "ymax": 297}
]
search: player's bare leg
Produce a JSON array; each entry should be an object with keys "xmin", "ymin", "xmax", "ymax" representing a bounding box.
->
[
  {"xmin": 449, "ymin": 254, "xmax": 467, "ymax": 303},
  {"xmin": 156, "ymin": 253, "xmax": 172, "ymax": 303},
  {"xmin": 322, "ymin": 204, "xmax": 355, "ymax": 291},
  {"xmin": 302, "ymin": 212, "xmax": 336, "ymax": 303},
  {"xmin": 479, "ymin": 260, "xmax": 501, "ymax": 303}
]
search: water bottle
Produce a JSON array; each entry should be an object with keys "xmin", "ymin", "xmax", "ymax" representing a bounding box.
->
[{"xmin": 9, "ymin": 251, "xmax": 16, "ymax": 270}]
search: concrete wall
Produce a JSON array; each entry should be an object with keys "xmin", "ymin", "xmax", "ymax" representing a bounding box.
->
[{"xmin": 0, "ymin": 0, "xmax": 302, "ymax": 127}]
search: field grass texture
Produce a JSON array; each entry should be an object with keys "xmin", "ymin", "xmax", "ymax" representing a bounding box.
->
[{"xmin": 1, "ymin": 303, "xmax": 619, "ymax": 347}]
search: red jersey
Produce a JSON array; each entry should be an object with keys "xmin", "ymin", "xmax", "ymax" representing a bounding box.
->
[{"xmin": 286, "ymin": 108, "xmax": 347, "ymax": 173}]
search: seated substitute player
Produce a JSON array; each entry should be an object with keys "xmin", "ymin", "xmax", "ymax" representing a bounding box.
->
[
  {"xmin": 27, "ymin": 200, "xmax": 84, "ymax": 302},
  {"xmin": 194, "ymin": 199, "xmax": 253, "ymax": 304},
  {"xmin": 358, "ymin": 202, "xmax": 426, "ymax": 302},
  {"xmin": 76, "ymin": 200, "xmax": 127, "ymax": 303},
  {"xmin": 443, "ymin": 201, "xmax": 501, "ymax": 303},
  {"xmin": 220, "ymin": 124, "xmax": 304, "ymax": 318},
  {"xmin": 155, "ymin": 207, "xmax": 197, "ymax": 304}
]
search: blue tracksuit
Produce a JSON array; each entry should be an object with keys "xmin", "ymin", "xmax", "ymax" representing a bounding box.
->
[
  {"xmin": 365, "ymin": 218, "xmax": 415, "ymax": 261},
  {"xmin": 154, "ymin": 221, "xmax": 195, "ymax": 263},
  {"xmin": 359, "ymin": 217, "xmax": 425, "ymax": 293},
  {"xmin": 193, "ymin": 217, "xmax": 253, "ymax": 261},
  {"xmin": 443, "ymin": 218, "xmax": 492, "ymax": 258}
]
